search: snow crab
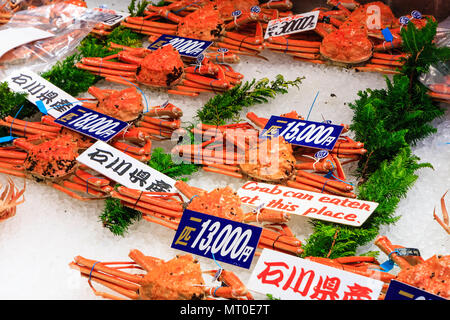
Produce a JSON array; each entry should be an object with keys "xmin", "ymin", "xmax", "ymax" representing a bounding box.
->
[
  {"xmin": 81, "ymin": 85, "xmax": 183, "ymax": 140},
  {"xmin": 76, "ymin": 43, "xmax": 243, "ymax": 96},
  {"xmin": 0, "ymin": 135, "xmax": 106, "ymax": 200},
  {"xmin": 0, "ymin": 132, "xmax": 187, "ymax": 216},
  {"xmin": 121, "ymin": 0, "xmax": 293, "ymax": 60},
  {"xmin": 265, "ymin": 0, "xmax": 435, "ymax": 74},
  {"xmin": 0, "ymin": 86, "xmax": 184, "ymax": 201},
  {"xmin": 306, "ymin": 235, "xmax": 450, "ymax": 299},
  {"xmin": 0, "ymin": 85, "xmax": 182, "ymax": 152},
  {"xmin": 175, "ymin": 180, "xmax": 303, "ymax": 255},
  {"xmin": 0, "ymin": 178, "xmax": 25, "ymax": 222},
  {"xmin": 375, "ymin": 235, "xmax": 450, "ymax": 299},
  {"xmin": 70, "ymin": 249, "xmax": 253, "ymax": 300},
  {"xmin": 113, "ymin": 179, "xmax": 302, "ymax": 256},
  {"xmin": 172, "ymin": 111, "xmax": 365, "ymax": 198}
]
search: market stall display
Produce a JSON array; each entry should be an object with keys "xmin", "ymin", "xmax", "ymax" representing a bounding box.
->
[{"xmin": 0, "ymin": 0, "xmax": 448, "ymax": 301}]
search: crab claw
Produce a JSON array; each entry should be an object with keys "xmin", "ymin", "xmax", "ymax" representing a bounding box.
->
[{"xmin": 433, "ymin": 190, "xmax": 449, "ymax": 235}]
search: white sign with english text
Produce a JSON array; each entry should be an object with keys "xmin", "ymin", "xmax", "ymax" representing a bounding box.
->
[{"xmin": 237, "ymin": 181, "xmax": 378, "ymax": 227}]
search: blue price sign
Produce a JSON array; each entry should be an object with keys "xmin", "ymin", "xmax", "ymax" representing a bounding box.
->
[
  {"xmin": 148, "ymin": 34, "xmax": 213, "ymax": 58},
  {"xmin": 385, "ymin": 280, "xmax": 446, "ymax": 300},
  {"xmin": 171, "ymin": 209, "xmax": 262, "ymax": 269},
  {"xmin": 55, "ymin": 105, "xmax": 129, "ymax": 142},
  {"xmin": 260, "ymin": 115, "xmax": 344, "ymax": 150}
]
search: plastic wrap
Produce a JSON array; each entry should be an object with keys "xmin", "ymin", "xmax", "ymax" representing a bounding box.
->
[
  {"xmin": 418, "ymin": 17, "xmax": 450, "ymax": 103},
  {"xmin": 0, "ymin": 3, "xmax": 104, "ymax": 75}
]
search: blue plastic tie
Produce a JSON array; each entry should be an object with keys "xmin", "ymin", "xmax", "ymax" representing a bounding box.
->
[
  {"xmin": 211, "ymin": 252, "xmax": 224, "ymax": 295},
  {"xmin": 306, "ymin": 91, "xmax": 319, "ymax": 120},
  {"xmin": 89, "ymin": 261, "xmax": 101, "ymax": 281},
  {"xmin": 0, "ymin": 104, "xmax": 24, "ymax": 143}
]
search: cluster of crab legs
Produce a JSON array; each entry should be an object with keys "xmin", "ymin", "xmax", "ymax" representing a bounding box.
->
[
  {"xmin": 117, "ymin": 0, "xmax": 293, "ymax": 58},
  {"xmin": 263, "ymin": 0, "xmax": 434, "ymax": 74},
  {"xmin": 68, "ymin": 235, "xmax": 449, "ymax": 300},
  {"xmin": 0, "ymin": 0, "xmax": 118, "ymax": 37},
  {"xmin": 115, "ymin": 0, "xmax": 434, "ymax": 75},
  {"xmin": 173, "ymin": 110, "xmax": 363, "ymax": 199},
  {"xmin": 76, "ymin": 42, "xmax": 245, "ymax": 97},
  {"xmin": 0, "ymin": 83, "xmax": 447, "ymax": 300},
  {"xmin": 0, "ymin": 85, "xmax": 183, "ymax": 199}
]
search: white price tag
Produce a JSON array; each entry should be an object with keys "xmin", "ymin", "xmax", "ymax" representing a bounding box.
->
[
  {"xmin": 93, "ymin": 8, "xmax": 130, "ymax": 26},
  {"xmin": 264, "ymin": 11, "xmax": 320, "ymax": 39},
  {"xmin": 3, "ymin": 69, "xmax": 78, "ymax": 118},
  {"xmin": 77, "ymin": 141, "xmax": 176, "ymax": 193},
  {"xmin": 247, "ymin": 249, "xmax": 384, "ymax": 300}
]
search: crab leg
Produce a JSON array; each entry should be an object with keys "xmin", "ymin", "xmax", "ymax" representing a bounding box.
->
[
  {"xmin": 375, "ymin": 236, "xmax": 424, "ymax": 269},
  {"xmin": 144, "ymin": 104, "xmax": 182, "ymax": 118},
  {"xmin": 433, "ymin": 191, "xmax": 449, "ymax": 234},
  {"xmin": 109, "ymin": 139, "xmax": 152, "ymax": 156},
  {"xmin": 131, "ymin": 123, "xmax": 174, "ymax": 138},
  {"xmin": 265, "ymin": 42, "xmax": 320, "ymax": 53},
  {"xmin": 113, "ymin": 186, "xmax": 184, "ymax": 213},
  {"xmin": 296, "ymin": 170, "xmax": 353, "ymax": 191},
  {"xmin": 70, "ymin": 256, "xmax": 142, "ymax": 297},
  {"xmin": 305, "ymin": 257, "xmax": 396, "ymax": 283},
  {"xmin": 205, "ymin": 49, "xmax": 240, "ymax": 63},
  {"xmin": 0, "ymin": 117, "xmax": 59, "ymax": 137},
  {"xmin": 52, "ymin": 181, "xmax": 108, "ymax": 201},
  {"xmin": 224, "ymin": 22, "xmax": 264, "ymax": 45},
  {"xmin": 267, "ymin": 36, "xmax": 321, "ymax": 48},
  {"xmin": 261, "ymin": 0, "xmax": 293, "ymax": 10},
  {"xmin": 244, "ymin": 208, "xmax": 290, "ymax": 224},
  {"xmin": 140, "ymin": 117, "xmax": 180, "ymax": 130},
  {"xmin": 355, "ymin": 64, "xmax": 401, "ymax": 75},
  {"xmin": 294, "ymin": 176, "xmax": 355, "ymax": 198},
  {"xmin": 205, "ymin": 269, "xmax": 252, "ymax": 299},
  {"xmin": 58, "ymin": 180, "xmax": 108, "ymax": 198}
]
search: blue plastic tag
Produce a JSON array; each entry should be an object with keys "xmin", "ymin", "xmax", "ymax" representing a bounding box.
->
[
  {"xmin": 35, "ymin": 100, "xmax": 48, "ymax": 115},
  {"xmin": 381, "ymin": 27, "xmax": 394, "ymax": 43},
  {"xmin": 171, "ymin": 209, "xmax": 262, "ymax": 269},
  {"xmin": 250, "ymin": 6, "xmax": 261, "ymax": 13},
  {"xmin": 260, "ymin": 115, "xmax": 344, "ymax": 150},
  {"xmin": 54, "ymin": 105, "xmax": 129, "ymax": 142},
  {"xmin": 380, "ymin": 248, "xmax": 421, "ymax": 272},
  {"xmin": 148, "ymin": 34, "xmax": 213, "ymax": 58},
  {"xmin": 314, "ymin": 149, "xmax": 329, "ymax": 160},
  {"xmin": 232, "ymin": 10, "xmax": 242, "ymax": 17},
  {"xmin": 0, "ymin": 136, "xmax": 16, "ymax": 143},
  {"xmin": 399, "ymin": 16, "xmax": 410, "ymax": 25},
  {"xmin": 379, "ymin": 259, "xmax": 395, "ymax": 272},
  {"xmin": 411, "ymin": 10, "xmax": 422, "ymax": 19}
]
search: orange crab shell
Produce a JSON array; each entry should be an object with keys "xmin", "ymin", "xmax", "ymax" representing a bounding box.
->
[
  {"xmin": 320, "ymin": 22, "xmax": 373, "ymax": 64},
  {"xmin": 18, "ymin": 136, "xmax": 80, "ymax": 180},
  {"xmin": 187, "ymin": 186, "xmax": 246, "ymax": 222},
  {"xmin": 239, "ymin": 136, "xmax": 297, "ymax": 183},
  {"xmin": 87, "ymin": 86, "xmax": 144, "ymax": 122},
  {"xmin": 177, "ymin": 4, "xmax": 225, "ymax": 41},
  {"xmin": 139, "ymin": 254, "xmax": 206, "ymax": 300},
  {"xmin": 348, "ymin": 1, "xmax": 399, "ymax": 30},
  {"xmin": 136, "ymin": 45, "xmax": 185, "ymax": 88},
  {"xmin": 396, "ymin": 255, "xmax": 450, "ymax": 298}
]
